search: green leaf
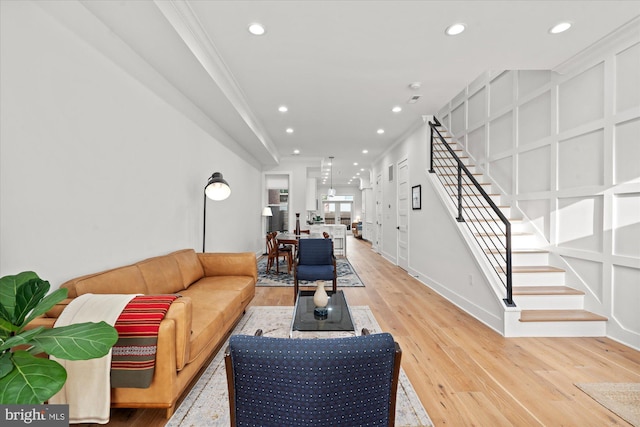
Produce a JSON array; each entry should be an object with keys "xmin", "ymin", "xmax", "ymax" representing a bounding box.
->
[
  {"xmin": 0, "ymin": 351, "xmax": 12, "ymax": 379},
  {"xmin": 0, "ymin": 317, "xmax": 19, "ymax": 334},
  {"xmin": 0, "ymin": 327, "xmax": 45, "ymax": 352},
  {"xmin": 19, "ymin": 288, "xmax": 68, "ymax": 331},
  {"xmin": 0, "ymin": 350, "xmax": 66, "ymax": 404},
  {"xmin": 0, "ymin": 271, "xmax": 39, "ymax": 321},
  {"xmin": 31, "ymin": 322, "xmax": 118, "ymax": 360},
  {"xmin": 14, "ymin": 278, "xmax": 49, "ymax": 326}
]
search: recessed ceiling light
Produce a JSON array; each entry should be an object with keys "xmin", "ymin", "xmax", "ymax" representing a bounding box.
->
[
  {"xmin": 549, "ymin": 22, "xmax": 572, "ymax": 34},
  {"xmin": 392, "ymin": 106, "xmax": 402, "ymax": 113},
  {"xmin": 362, "ymin": 149, "xmax": 369, "ymax": 154},
  {"xmin": 286, "ymin": 128, "xmax": 294, "ymax": 134},
  {"xmin": 360, "ymin": 168, "xmax": 365, "ymax": 171},
  {"xmin": 353, "ymin": 162, "xmax": 358, "ymax": 166},
  {"xmin": 445, "ymin": 23, "xmax": 465, "ymax": 36},
  {"xmin": 377, "ymin": 129, "xmax": 385, "ymax": 134},
  {"xmin": 248, "ymin": 23, "xmax": 266, "ymax": 36},
  {"xmin": 278, "ymin": 105, "xmax": 288, "ymax": 113},
  {"xmin": 293, "ymin": 149, "xmax": 300, "ymax": 155}
]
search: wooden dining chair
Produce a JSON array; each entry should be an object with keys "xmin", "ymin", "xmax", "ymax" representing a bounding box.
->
[
  {"xmin": 265, "ymin": 233, "xmax": 278, "ymax": 273},
  {"xmin": 267, "ymin": 232, "xmax": 292, "ymax": 274}
]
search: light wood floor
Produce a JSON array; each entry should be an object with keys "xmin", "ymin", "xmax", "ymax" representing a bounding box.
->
[{"xmin": 103, "ymin": 236, "xmax": 640, "ymax": 426}]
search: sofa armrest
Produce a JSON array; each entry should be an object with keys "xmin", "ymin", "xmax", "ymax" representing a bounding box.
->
[
  {"xmin": 165, "ymin": 296, "xmax": 192, "ymax": 371},
  {"xmin": 25, "ymin": 298, "xmax": 74, "ymax": 330},
  {"xmin": 45, "ymin": 298, "xmax": 74, "ymax": 318},
  {"xmin": 24, "ymin": 317, "xmax": 57, "ymax": 330},
  {"xmin": 197, "ymin": 252, "xmax": 258, "ymax": 282}
]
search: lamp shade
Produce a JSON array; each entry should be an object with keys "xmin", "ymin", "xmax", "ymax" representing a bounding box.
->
[
  {"xmin": 262, "ymin": 206, "xmax": 273, "ymax": 217},
  {"xmin": 204, "ymin": 172, "xmax": 231, "ymax": 201}
]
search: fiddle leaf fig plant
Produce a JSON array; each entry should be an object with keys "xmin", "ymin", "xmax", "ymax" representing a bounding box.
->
[{"xmin": 0, "ymin": 271, "xmax": 118, "ymax": 404}]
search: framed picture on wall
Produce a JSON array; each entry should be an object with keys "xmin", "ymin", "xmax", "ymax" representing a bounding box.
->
[{"xmin": 412, "ymin": 185, "xmax": 421, "ymax": 210}]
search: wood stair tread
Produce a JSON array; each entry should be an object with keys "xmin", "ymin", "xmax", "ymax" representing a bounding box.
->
[
  {"xmin": 512, "ymin": 266, "xmax": 564, "ymax": 273},
  {"xmin": 495, "ymin": 265, "xmax": 565, "ymax": 275},
  {"xmin": 449, "ymin": 193, "xmax": 500, "ymax": 197},
  {"xmin": 461, "ymin": 204, "xmax": 510, "ymax": 208},
  {"xmin": 513, "ymin": 286, "xmax": 584, "ymax": 296},
  {"xmin": 520, "ymin": 310, "xmax": 607, "ymax": 322},
  {"xmin": 475, "ymin": 231, "xmax": 531, "ymax": 237},
  {"xmin": 444, "ymin": 183, "xmax": 491, "ymax": 187},
  {"xmin": 485, "ymin": 249, "xmax": 544, "ymax": 254},
  {"xmin": 468, "ymin": 218, "xmax": 521, "ymax": 223}
]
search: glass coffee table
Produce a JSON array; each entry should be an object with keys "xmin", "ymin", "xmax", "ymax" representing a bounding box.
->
[{"xmin": 290, "ymin": 290, "xmax": 355, "ymax": 338}]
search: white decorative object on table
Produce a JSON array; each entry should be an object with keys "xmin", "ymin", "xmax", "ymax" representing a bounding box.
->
[{"xmin": 313, "ymin": 281, "xmax": 328, "ymax": 308}]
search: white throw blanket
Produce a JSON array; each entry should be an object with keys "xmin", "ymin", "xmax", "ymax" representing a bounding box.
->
[{"xmin": 49, "ymin": 293, "xmax": 137, "ymax": 424}]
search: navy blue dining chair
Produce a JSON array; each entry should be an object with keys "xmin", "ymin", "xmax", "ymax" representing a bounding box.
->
[{"xmin": 293, "ymin": 238, "xmax": 337, "ymax": 300}]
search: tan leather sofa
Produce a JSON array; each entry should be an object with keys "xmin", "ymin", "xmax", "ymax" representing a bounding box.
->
[{"xmin": 31, "ymin": 249, "xmax": 257, "ymax": 418}]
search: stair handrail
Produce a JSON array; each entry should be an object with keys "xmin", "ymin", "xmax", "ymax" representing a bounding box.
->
[{"xmin": 429, "ymin": 117, "xmax": 514, "ymax": 307}]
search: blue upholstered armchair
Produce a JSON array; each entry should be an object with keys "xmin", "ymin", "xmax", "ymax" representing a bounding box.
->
[
  {"xmin": 293, "ymin": 238, "xmax": 337, "ymax": 298},
  {"xmin": 224, "ymin": 330, "xmax": 402, "ymax": 427}
]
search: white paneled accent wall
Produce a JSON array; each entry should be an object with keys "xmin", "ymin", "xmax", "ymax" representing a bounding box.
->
[{"xmin": 437, "ymin": 21, "xmax": 640, "ymax": 348}]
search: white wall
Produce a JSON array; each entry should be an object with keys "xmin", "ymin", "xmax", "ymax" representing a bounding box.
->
[
  {"xmin": 0, "ymin": 1, "xmax": 263, "ymax": 288},
  {"xmin": 372, "ymin": 121, "xmax": 505, "ymax": 332},
  {"xmin": 437, "ymin": 21, "xmax": 640, "ymax": 348}
]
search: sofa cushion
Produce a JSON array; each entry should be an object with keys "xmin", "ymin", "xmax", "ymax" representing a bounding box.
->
[
  {"xmin": 192, "ymin": 276, "xmax": 255, "ymax": 305},
  {"xmin": 170, "ymin": 249, "xmax": 204, "ymax": 289},
  {"xmin": 136, "ymin": 255, "xmax": 184, "ymax": 295},
  {"xmin": 75, "ymin": 265, "xmax": 148, "ymax": 296},
  {"xmin": 180, "ymin": 284, "xmax": 244, "ymax": 363}
]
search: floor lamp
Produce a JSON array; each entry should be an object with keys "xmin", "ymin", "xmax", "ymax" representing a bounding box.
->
[
  {"xmin": 262, "ymin": 206, "xmax": 273, "ymax": 255},
  {"xmin": 203, "ymin": 172, "xmax": 231, "ymax": 252}
]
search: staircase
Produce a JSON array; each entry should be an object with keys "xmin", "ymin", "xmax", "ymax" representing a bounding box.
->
[{"xmin": 429, "ymin": 121, "xmax": 607, "ymax": 337}]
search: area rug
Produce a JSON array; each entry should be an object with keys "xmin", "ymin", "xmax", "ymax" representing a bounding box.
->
[
  {"xmin": 575, "ymin": 383, "xmax": 640, "ymax": 426},
  {"xmin": 257, "ymin": 256, "xmax": 365, "ymax": 287},
  {"xmin": 167, "ymin": 306, "xmax": 433, "ymax": 427}
]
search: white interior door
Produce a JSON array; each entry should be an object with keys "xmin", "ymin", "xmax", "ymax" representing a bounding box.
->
[{"xmin": 397, "ymin": 158, "xmax": 409, "ymax": 270}]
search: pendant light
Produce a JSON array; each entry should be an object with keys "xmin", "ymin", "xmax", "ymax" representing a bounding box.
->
[{"xmin": 328, "ymin": 156, "xmax": 336, "ymax": 197}]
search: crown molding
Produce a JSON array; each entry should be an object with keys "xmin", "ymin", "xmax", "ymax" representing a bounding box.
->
[
  {"xmin": 153, "ymin": 0, "xmax": 280, "ymax": 164},
  {"xmin": 553, "ymin": 16, "xmax": 640, "ymax": 76}
]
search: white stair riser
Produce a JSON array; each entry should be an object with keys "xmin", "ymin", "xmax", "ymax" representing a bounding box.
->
[
  {"xmin": 465, "ymin": 220, "xmax": 525, "ymax": 235},
  {"xmin": 436, "ymin": 155, "xmax": 472, "ymax": 166},
  {"xmin": 435, "ymin": 164, "xmax": 478, "ymax": 175},
  {"xmin": 513, "ymin": 295, "xmax": 584, "ymax": 310},
  {"xmin": 445, "ymin": 184, "xmax": 493, "ymax": 196},
  {"xmin": 511, "ymin": 252, "xmax": 550, "ymax": 265},
  {"xmin": 487, "ymin": 251, "xmax": 550, "ymax": 266},
  {"xmin": 475, "ymin": 234, "xmax": 539, "ymax": 249},
  {"xmin": 507, "ymin": 320, "xmax": 606, "ymax": 337},
  {"xmin": 450, "ymin": 192, "xmax": 502, "ymax": 205},
  {"xmin": 464, "ymin": 206, "xmax": 512, "ymax": 218},
  {"xmin": 512, "ymin": 271, "xmax": 565, "ymax": 286}
]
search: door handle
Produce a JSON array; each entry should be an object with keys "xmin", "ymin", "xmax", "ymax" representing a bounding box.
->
[{"xmin": 396, "ymin": 226, "xmax": 400, "ymax": 230}]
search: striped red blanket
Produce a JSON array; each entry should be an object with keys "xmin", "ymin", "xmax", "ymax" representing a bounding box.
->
[{"xmin": 110, "ymin": 295, "xmax": 179, "ymax": 388}]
